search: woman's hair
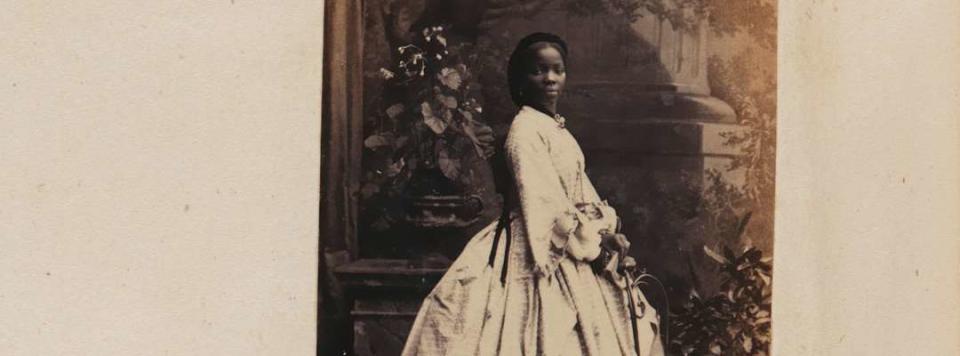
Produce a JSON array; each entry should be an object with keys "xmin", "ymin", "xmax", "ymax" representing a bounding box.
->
[
  {"xmin": 491, "ymin": 33, "xmax": 569, "ymax": 206},
  {"xmin": 506, "ymin": 32, "xmax": 569, "ymax": 107}
]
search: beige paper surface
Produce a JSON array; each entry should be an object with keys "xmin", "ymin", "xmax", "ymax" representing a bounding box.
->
[
  {"xmin": 1, "ymin": 2, "xmax": 323, "ymax": 355},
  {"xmin": 3, "ymin": 0, "xmax": 959, "ymax": 355},
  {"xmin": 774, "ymin": 0, "xmax": 960, "ymax": 354}
]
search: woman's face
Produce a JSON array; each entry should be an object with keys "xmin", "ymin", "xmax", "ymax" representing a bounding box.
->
[{"xmin": 522, "ymin": 43, "xmax": 566, "ymax": 110}]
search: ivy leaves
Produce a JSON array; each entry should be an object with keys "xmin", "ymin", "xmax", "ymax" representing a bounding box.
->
[
  {"xmin": 671, "ymin": 245, "xmax": 772, "ymax": 356},
  {"xmin": 421, "ymin": 102, "xmax": 448, "ymax": 135},
  {"xmin": 561, "ymin": 0, "xmax": 776, "ymax": 49}
]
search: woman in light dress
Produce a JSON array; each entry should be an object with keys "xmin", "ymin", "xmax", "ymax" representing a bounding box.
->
[{"xmin": 402, "ymin": 32, "xmax": 664, "ymax": 356}]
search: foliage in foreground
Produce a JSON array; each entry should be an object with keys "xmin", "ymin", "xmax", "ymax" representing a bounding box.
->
[{"xmin": 668, "ymin": 245, "xmax": 772, "ymax": 355}]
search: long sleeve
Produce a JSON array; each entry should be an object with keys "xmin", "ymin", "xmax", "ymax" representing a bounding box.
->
[
  {"xmin": 581, "ymin": 172, "xmax": 603, "ymax": 204},
  {"xmin": 505, "ymin": 121, "xmax": 580, "ymax": 278}
]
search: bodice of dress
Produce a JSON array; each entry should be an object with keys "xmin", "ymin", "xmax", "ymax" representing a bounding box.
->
[
  {"xmin": 504, "ymin": 106, "xmax": 606, "ymax": 278},
  {"xmin": 506, "ymin": 106, "xmax": 601, "ymax": 203}
]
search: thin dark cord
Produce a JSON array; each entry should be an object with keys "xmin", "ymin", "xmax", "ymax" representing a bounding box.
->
[
  {"xmin": 488, "ymin": 212, "xmax": 506, "ymax": 268},
  {"xmin": 624, "ymin": 269, "xmax": 643, "ymax": 356},
  {"xmin": 635, "ymin": 272, "xmax": 671, "ymax": 350},
  {"xmin": 500, "ymin": 218, "xmax": 511, "ymax": 285}
]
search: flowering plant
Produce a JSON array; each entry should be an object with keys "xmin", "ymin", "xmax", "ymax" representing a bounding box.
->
[{"xmin": 360, "ymin": 26, "xmax": 494, "ymax": 230}]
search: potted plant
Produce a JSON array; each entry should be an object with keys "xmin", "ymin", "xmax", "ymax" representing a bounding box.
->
[{"xmin": 360, "ymin": 26, "xmax": 495, "ymax": 231}]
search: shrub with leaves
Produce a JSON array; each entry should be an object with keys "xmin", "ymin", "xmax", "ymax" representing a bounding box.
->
[
  {"xmin": 638, "ymin": 168, "xmax": 772, "ymax": 355},
  {"xmin": 562, "ymin": 0, "xmax": 776, "ymax": 49},
  {"xmin": 360, "ymin": 26, "xmax": 494, "ymax": 231},
  {"xmin": 669, "ymin": 245, "xmax": 773, "ymax": 356},
  {"xmin": 709, "ymin": 51, "xmax": 776, "ymax": 205}
]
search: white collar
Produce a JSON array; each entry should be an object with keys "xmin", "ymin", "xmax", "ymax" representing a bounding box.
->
[{"xmin": 520, "ymin": 105, "xmax": 566, "ymax": 129}]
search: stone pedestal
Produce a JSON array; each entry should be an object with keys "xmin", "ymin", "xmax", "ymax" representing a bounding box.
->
[
  {"xmin": 566, "ymin": 108, "xmax": 745, "ymax": 301},
  {"xmin": 335, "ymin": 259, "xmax": 447, "ymax": 356}
]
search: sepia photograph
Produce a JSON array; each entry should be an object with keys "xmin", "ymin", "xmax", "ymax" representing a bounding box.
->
[
  {"xmin": 321, "ymin": 0, "xmax": 776, "ymax": 355},
  {"xmin": 5, "ymin": 1, "xmax": 960, "ymax": 355},
  {"xmin": 0, "ymin": 0, "xmax": 960, "ymax": 356}
]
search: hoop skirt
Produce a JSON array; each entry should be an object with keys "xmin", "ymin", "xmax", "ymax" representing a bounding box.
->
[{"xmin": 401, "ymin": 106, "xmax": 664, "ymax": 356}]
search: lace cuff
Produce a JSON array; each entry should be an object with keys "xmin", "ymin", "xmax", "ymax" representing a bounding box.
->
[{"xmin": 532, "ymin": 210, "xmax": 578, "ymax": 279}]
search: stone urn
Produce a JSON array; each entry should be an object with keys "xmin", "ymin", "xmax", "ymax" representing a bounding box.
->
[{"xmin": 403, "ymin": 193, "xmax": 485, "ymax": 228}]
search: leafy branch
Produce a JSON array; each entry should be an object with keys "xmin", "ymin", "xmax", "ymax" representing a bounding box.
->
[
  {"xmin": 670, "ymin": 245, "xmax": 773, "ymax": 355},
  {"xmin": 562, "ymin": 0, "xmax": 776, "ymax": 48}
]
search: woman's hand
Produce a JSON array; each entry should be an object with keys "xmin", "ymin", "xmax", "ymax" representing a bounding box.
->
[{"xmin": 600, "ymin": 230, "xmax": 630, "ymax": 256}]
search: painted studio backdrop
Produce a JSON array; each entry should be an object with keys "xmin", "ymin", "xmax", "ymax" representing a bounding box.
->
[{"xmin": 321, "ymin": 0, "xmax": 776, "ymax": 354}]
